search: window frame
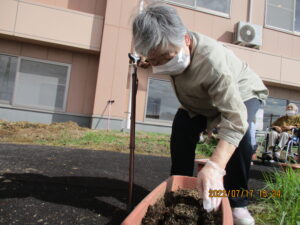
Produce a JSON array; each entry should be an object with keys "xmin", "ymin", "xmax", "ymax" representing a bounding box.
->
[
  {"xmin": 0, "ymin": 53, "xmax": 18, "ymax": 105},
  {"xmin": 264, "ymin": 0, "xmax": 300, "ymax": 36},
  {"xmin": 0, "ymin": 53, "xmax": 71, "ymax": 113},
  {"xmin": 144, "ymin": 77, "xmax": 180, "ymax": 125},
  {"xmin": 164, "ymin": 0, "xmax": 232, "ymax": 19}
]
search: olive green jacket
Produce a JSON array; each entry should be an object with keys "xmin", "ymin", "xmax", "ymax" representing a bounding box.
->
[
  {"xmin": 272, "ymin": 115, "xmax": 300, "ymax": 128},
  {"xmin": 170, "ymin": 32, "xmax": 269, "ymax": 147}
]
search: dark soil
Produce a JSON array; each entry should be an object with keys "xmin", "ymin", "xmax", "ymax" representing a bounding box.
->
[{"xmin": 142, "ymin": 189, "xmax": 221, "ymax": 225}]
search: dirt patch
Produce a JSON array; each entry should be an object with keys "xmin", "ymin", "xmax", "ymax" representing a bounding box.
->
[
  {"xmin": 0, "ymin": 120, "xmax": 87, "ymax": 144},
  {"xmin": 142, "ymin": 189, "xmax": 222, "ymax": 225}
]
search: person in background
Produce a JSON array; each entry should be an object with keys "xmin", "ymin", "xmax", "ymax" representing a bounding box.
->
[
  {"xmin": 132, "ymin": 3, "xmax": 268, "ymax": 225},
  {"xmin": 267, "ymin": 103, "xmax": 300, "ymax": 161}
]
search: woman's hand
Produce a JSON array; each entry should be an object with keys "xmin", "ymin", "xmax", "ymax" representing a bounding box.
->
[
  {"xmin": 197, "ymin": 139, "xmax": 236, "ymax": 212},
  {"xmin": 273, "ymin": 126, "xmax": 282, "ymax": 133},
  {"xmin": 197, "ymin": 160, "xmax": 226, "ymax": 212},
  {"xmin": 283, "ymin": 125, "xmax": 295, "ymax": 131}
]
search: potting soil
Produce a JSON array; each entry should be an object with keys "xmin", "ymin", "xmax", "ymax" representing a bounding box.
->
[{"xmin": 141, "ymin": 189, "xmax": 222, "ymax": 225}]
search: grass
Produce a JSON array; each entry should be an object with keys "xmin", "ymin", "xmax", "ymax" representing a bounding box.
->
[
  {"xmin": 0, "ymin": 120, "xmax": 210, "ymax": 158},
  {"xmin": 195, "ymin": 138, "xmax": 217, "ymax": 157},
  {"xmin": 248, "ymin": 167, "xmax": 300, "ymax": 225}
]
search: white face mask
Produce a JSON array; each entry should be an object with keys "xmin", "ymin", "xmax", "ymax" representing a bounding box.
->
[
  {"xmin": 286, "ymin": 110, "xmax": 296, "ymax": 116},
  {"xmin": 152, "ymin": 47, "xmax": 190, "ymax": 75}
]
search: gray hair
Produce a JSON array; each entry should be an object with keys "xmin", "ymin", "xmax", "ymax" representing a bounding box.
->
[
  {"xmin": 287, "ymin": 103, "xmax": 299, "ymax": 112},
  {"xmin": 132, "ymin": 3, "xmax": 187, "ymax": 56}
]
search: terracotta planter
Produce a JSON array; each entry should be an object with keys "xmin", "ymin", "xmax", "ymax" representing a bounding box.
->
[
  {"xmin": 195, "ymin": 158, "xmax": 209, "ymax": 172},
  {"xmin": 121, "ymin": 175, "xmax": 233, "ymax": 225},
  {"xmin": 278, "ymin": 162, "xmax": 300, "ymax": 170}
]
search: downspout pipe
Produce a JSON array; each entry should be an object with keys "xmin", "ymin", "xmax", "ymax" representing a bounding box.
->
[{"xmin": 248, "ymin": 0, "xmax": 252, "ymax": 23}]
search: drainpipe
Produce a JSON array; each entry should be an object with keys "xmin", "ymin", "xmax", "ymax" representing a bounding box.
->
[
  {"xmin": 126, "ymin": 0, "xmax": 144, "ymax": 130},
  {"xmin": 248, "ymin": 0, "xmax": 252, "ymax": 23},
  {"xmin": 107, "ymin": 100, "xmax": 115, "ymax": 131}
]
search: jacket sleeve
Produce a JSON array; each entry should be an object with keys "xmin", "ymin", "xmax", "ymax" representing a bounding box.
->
[
  {"xmin": 205, "ymin": 69, "xmax": 248, "ymax": 147},
  {"xmin": 271, "ymin": 117, "xmax": 285, "ymax": 127}
]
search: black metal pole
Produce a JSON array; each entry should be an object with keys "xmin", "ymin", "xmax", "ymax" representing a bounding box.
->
[{"xmin": 127, "ymin": 53, "xmax": 139, "ymax": 211}]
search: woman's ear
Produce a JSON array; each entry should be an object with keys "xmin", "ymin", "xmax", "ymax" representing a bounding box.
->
[{"xmin": 184, "ymin": 34, "xmax": 191, "ymax": 46}]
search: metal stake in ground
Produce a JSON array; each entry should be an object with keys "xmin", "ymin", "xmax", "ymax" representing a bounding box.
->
[{"xmin": 127, "ymin": 53, "xmax": 140, "ymax": 211}]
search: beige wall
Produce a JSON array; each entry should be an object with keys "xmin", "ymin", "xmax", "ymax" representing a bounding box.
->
[
  {"xmin": 267, "ymin": 85, "xmax": 300, "ymax": 102},
  {"xmin": 92, "ymin": 0, "xmax": 300, "ymax": 123},
  {"xmin": 27, "ymin": 0, "xmax": 107, "ymax": 16},
  {"xmin": 1, "ymin": 0, "xmax": 300, "ymax": 125},
  {"xmin": 132, "ymin": 0, "xmax": 300, "ymax": 122},
  {"xmin": 0, "ymin": 0, "xmax": 104, "ymax": 52},
  {"xmin": 227, "ymin": 44, "xmax": 300, "ymax": 88},
  {"xmin": 171, "ymin": 0, "xmax": 300, "ymax": 60},
  {"xmin": 0, "ymin": 38, "xmax": 99, "ymax": 115},
  {"xmin": 92, "ymin": 0, "xmax": 139, "ymax": 119}
]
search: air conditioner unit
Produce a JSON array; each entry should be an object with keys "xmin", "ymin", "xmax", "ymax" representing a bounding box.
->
[{"xmin": 234, "ymin": 21, "xmax": 262, "ymax": 49}]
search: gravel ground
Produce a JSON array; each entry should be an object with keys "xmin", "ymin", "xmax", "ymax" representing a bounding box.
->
[{"xmin": 0, "ymin": 143, "xmax": 282, "ymax": 225}]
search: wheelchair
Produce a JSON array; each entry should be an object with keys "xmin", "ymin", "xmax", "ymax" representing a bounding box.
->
[{"xmin": 258, "ymin": 128, "xmax": 300, "ymax": 164}]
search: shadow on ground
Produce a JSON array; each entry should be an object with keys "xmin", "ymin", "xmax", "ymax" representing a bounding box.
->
[{"xmin": 0, "ymin": 173, "xmax": 149, "ymax": 225}]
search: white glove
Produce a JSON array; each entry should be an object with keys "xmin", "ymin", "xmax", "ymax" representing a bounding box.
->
[{"xmin": 197, "ymin": 160, "xmax": 226, "ymax": 212}]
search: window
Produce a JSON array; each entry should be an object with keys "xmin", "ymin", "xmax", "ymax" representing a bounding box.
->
[
  {"xmin": 145, "ymin": 79, "xmax": 180, "ymax": 122},
  {"xmin": 196, "ymin": 0, "xmax": 230, "ymax": 14},
  {"xmin": 171, "ymin": 0, "xmax": 194, "ymax": 7},
  {"xmin": 296, "ymin": 0, "xmax": 300, "ymax": 31},
  {"xmin": 167, "ymin": 0, "xmax": 231, "ymax": 16},
  {"xmin": 263, "ymin": 97, "xmax": 288, "ymax": 129},
  {"xmin": 0, "ymin": 54, "xmax": 70, "ymax": 111},
  {"xmin": 266, "ymin": 0, "xmax": 300, "ymax": 33},
  {"xmin": 0, "ymin": 54, "xmax": 17, "ymax": 103}
]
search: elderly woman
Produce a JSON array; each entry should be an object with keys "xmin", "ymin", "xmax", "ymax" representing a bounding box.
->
[
  {"xmin": 267, "ymin": 103, "xmax": 300, "ymax": 161},
  {"xmin": 132, "ymin": 3, "xmax": 268, "ymax": 225}
]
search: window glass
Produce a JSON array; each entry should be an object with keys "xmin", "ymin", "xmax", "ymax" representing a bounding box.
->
[
  {"xmin": 295, "ymin": 0, "xmax": 300, "ymax": 31},
  {"xmin": 145, "ymin": 79, "xmax": 180, "ymax": 122},
  {"xmin": 263, "ymin": 97, "xmax": 288, "ymax": 129},
  {"xmin": 266, "ymin": 0, "xmax": 295, "ymax": 31},
  {"xmin": 0, "ymin": 54, "xmax": 17, "ymax": 103},
  {"xmin": 170, "ymin": 0, "xmax": 194, "ymax": 6},
  {"xmin": 168, "ymin": 0, "xmax": 231, "ymax": 15},
  {"xmin": 196, "ymin": 0, "xmax": 230, "ymax": 14},
  {"xmin": 14, "ymin": 59, "xmax": 68, "ymax": 110}
]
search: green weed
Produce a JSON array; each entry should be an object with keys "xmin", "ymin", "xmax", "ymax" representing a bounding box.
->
[{"xmin": 260, "ymin": 168, "xmax": 300, "ymax": 225}]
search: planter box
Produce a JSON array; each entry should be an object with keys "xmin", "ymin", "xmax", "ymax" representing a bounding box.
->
[
  {"xmin": 195, "ymin": 158, "xmax": 209, "ymax": 172},
  {"xmin": 121, "ymin": 175, "xmax": 233, "ymax": 225},
  {"xmin": 278, "ymin": 162, "xmax": 300, "ymax": 170}
]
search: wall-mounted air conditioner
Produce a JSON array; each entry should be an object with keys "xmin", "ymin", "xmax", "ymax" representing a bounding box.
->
[{"xmin": 234, "ymin": 21, "xmax": 262, "ymax": 49}]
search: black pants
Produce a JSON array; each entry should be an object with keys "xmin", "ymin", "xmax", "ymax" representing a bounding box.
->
[{"xmin": 170, "ymin": 98, "xmax": 261, "ymax": 207}]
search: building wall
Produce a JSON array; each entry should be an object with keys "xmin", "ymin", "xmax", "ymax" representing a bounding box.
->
[
  {"xmin": 1, "ymin": 0, "xmax": 300, "ymax": 131},
  {"xmin": 169, "ymin": 0, "xmax": 300, "ymax": 60},
  {"xmin": 90, "ymin": 0, "xmax": 300, "ymax": 132},
  {"xmin": 92, "ymin": 0, "xmax": 139, "ymax": 120},
  {"xmin": 0, "ymin": 38, "xmax": 99, "ymax": 116},
  {"xmin": 267, "ymin": 85, "xmax": 300, "ymax": 102},
  {"xmin": 0, "ymin": 0, "xmax": 104, "ymax": 52},
  {"xmin": 0, "ymin": 0, "xmax": 104, "ymax": 126},
  {"xmin": 27, "ymin": 0, "xmax": 107, "ymax": 16}
]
